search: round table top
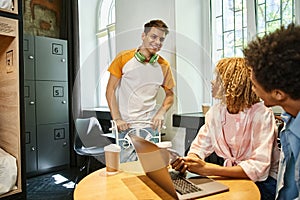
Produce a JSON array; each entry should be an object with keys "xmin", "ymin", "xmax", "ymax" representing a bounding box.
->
[{"xmin": 74, "ymin": 161, "xmax": 260, "ymax": 200}]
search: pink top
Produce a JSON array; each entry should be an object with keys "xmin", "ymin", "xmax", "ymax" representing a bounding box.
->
[{"xmin": 189, "ymin": 102, "xmax": 279, "ymax": 182}]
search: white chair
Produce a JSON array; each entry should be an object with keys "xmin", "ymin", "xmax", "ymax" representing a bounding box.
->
[
  {"xmin": 74, "ymin": 117, "xmax": 112, "ymax": 174},
  {"xmin": 110, "ymin": 120, "xmax": 162, "ymax": 162}
]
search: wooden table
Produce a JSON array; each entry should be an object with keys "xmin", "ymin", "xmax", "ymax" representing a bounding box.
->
[{"xmin": 74, "ymin": 161, "xmax": 260, "ymax": 200}]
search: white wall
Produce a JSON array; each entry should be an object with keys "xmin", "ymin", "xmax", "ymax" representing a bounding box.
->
[
  {"xmin": 78, "ymin": 0, "xmax": 101, "ymax": 109},
  {"xmin": 175, "ymin": 0, "xmax": 212, "ymax": 114}
]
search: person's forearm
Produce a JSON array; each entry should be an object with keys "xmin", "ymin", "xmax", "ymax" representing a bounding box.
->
[
  {"xmin": 210, "ymin": 165, "xmax": 249, "ymax": 179},
  {"xmin": 157, "ymin": 89, "xmax": 174, "ymax": 115},
  {"xmin": 106, "ymin": 89, "xmax": 122, "ymax": 120}
]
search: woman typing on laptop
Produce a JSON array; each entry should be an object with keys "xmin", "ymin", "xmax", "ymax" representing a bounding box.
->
[{"xmin": 171, "ymin": 57, "xmax": 280, "ymax": 200}]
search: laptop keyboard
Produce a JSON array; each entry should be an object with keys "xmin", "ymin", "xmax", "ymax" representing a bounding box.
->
[{"xmin": 169, "ymin": 171, "xmax": 202, "ymax": 195}]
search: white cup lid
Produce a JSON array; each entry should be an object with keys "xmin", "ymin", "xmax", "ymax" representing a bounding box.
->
[
  {"xmin": 104, "ymin": 144, "xmax": 121, "ymax": 152},
  {"xmin": 156, "ymin": 141, "xmax": 172, "ymax": 148}
]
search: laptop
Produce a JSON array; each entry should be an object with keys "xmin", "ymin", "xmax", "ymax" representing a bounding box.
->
[{"xmin": 128, "ymin": 133, "xmax": 229, "ymax": 200}]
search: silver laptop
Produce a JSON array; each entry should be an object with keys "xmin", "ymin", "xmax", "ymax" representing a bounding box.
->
[{"xmin": 128, "ymin": 133, "xmax": 229, "ymax": 200}]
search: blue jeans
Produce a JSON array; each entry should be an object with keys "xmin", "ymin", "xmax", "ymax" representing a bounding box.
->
[
  {"xmin": 118, "ymin": 127, "xmax": 159, "ymax": 163},
  {"xmin": 255, "ymin": 176, "xmax": 277, "ymax": 200}
]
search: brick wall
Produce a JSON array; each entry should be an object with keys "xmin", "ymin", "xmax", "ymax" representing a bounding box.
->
[{"xmin": 23, "ymin": 0, "xmax": 62, "ymax": 38}]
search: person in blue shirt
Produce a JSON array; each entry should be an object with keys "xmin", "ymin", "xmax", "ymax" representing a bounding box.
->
[{"xmin": 244, "ymin": 23, "xmax": 300, "ymax": 199}]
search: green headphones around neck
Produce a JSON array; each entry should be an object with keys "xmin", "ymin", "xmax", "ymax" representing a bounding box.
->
[{"xmin": 134, "ymin": 51, "xmax": 159, "ymax": 64}]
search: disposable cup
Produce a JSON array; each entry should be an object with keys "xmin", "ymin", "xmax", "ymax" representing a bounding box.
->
[
  {"xmin": 104, "ymin": 144, "xmax": 121, "ymax": 175},
  {"xmin": 202, "ymin": 103, "xmax": 211, "ymax": 115}
]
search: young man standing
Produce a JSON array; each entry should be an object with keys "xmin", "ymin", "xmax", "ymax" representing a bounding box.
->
[
  {"xmin": 106, "ymin": 19, "xmax": 175, "ymax": 131},
  {"xmin": 106, "ymin": 19, "xmax": 175, "ymax": 162},
  {"xmin": 244, "ymin": 23, "xmax": 300, "ymax": 199}
]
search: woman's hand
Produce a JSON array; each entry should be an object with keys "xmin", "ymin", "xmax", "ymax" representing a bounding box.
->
[
  {"xmin": 171, "ymin": 153, "xmax": 200, "ymax": 174},
  {"xmin": 171, "ymin": 157, "xmax": 188, "ymax": 174},
  {"xmin": 171, "ymin": 153, "xmax": 221, "ymax": 176},
  {"xmin": 183, "ymin": 157, "xmax": 220, "ymax": 176}
]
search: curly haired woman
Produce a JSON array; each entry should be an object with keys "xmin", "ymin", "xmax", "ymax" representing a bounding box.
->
[{"xmin": 172, "ymin": 57, "xmax": 280, "ymax": 200}]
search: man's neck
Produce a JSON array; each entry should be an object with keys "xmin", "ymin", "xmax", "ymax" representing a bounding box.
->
[{"xmin": 281, "ymin": 98, "xmax": 300, "ymax": 118}]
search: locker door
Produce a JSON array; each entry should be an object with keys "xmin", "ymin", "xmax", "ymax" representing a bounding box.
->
[
  {"xmin": 25, "ymin": 125, "xmax": 37, "ymax": 174},
  {"xmin": 35, "ymin": 36, "xmax": 67, "ymax": 81},
  {"xmin": 35, "ymin": 81, "xmax": 69, "ymax": 124},
  {"xmin": 24, "ymin": 80, "xmax": 36, "ymax": 126},
  {"xmin": 37, "ymin": 123, "xmax": 70, "ymax": 171},
  {"xmin": 23, "ymin": 35, "xmax": 35, "ymax": 80}
]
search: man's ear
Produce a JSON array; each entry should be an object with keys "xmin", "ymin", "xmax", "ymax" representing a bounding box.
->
[
  {"xmin": 271, "ymin": 89, "xmax": 287, "ymax": 101},
  {"xmin": 142, "ymin": 32, "xmax": 145, "ymax": 40}
]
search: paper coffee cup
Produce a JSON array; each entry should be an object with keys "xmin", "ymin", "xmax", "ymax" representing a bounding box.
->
[
  {"xmin": 202, "ymin": 103, "xmax": 211, "ymax": 115},
  {"xmin": 104, "ymin": 144, "xmax": 121, "ymax": 175}
]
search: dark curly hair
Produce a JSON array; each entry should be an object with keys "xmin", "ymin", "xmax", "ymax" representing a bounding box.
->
[{"xmin": 243, "ymin": 23, "xmax": 300, "ymax": 100}]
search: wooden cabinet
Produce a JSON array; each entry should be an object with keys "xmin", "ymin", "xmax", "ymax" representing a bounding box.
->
[{"xmin": 0, "ymin": 0, "xmax": 25, "ymax": 199}]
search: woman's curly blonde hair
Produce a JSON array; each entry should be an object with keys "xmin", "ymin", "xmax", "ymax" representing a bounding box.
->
[{"xmin": 214, "ymin": 57, "xmax": 260, "ymax": 113}]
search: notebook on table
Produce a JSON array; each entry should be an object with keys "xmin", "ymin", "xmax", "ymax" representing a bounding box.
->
[{"xmin": 128, "ymin": 133, "xmax": 229, "ymax": 200}]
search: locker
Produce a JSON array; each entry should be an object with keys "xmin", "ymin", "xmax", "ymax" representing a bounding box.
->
[
  {"xmin": 35, "ymin": 36, "xmax": 68, "ymax": 81},
  {"xmin": 23, "ymin": 35, "xmax": 35, "ymax": 80},
  {"xmin": 24, "ymin": 80, "xmax": 36, "ymax": 126},
  {"xmin": 25, "ymin": 125, "xmax": 37, "ymax": 174},
  {"xmin": 36, "ymin": 81, "xmax": 69, "ymax": 124},
  {"xmin": 37, "ymin": 123, "xmax": 70, "ymax": 170}
]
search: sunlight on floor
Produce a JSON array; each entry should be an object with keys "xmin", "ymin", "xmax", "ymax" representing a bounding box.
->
[{"xmin": 52, "ymin": 174, "xmax": 75, "ymax": 189}]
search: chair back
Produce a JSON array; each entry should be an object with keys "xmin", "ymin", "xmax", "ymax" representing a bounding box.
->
[{"xmin": 74, "ymin": 117, "xmax": 112, "ymax": 151}]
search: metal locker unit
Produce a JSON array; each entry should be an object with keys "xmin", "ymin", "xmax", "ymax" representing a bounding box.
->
[{"xmin": 23, "ymin": 35, "xmax": 70, "ymax": 175}]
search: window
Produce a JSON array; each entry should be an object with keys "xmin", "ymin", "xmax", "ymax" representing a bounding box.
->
[
  {"xmin": 96, "ymin": 0, "xmax": 115, "ymax": 107},
  {"xmin": 212, "ymin": 0, "xmax": 295, "ymax": 61},
  {"xmin": 256, "ymin": 0, "xmax": 295, "ymax": 37},
  {"xmin": 213, "ymin": 0, "xmax": 248, "ymax": 61}
]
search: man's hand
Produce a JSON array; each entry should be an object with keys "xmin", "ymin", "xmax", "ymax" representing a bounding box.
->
[
  {"xmin": 115, "ymin": 119, "xmax": 130, "ymax": 131},
  {"xmin": 151, "ymin": 113, "xmax": 164, "ymax": 132}
]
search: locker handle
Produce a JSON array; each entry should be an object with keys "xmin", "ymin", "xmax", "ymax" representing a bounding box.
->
[
  {"xmin": 31, "ymin": 146, "xmax": 35, "ymax": 151},
  {"xmin": 29, "ymin": 101, "xmax": 35, "ymax": 105},
  {"xmin": 62, "ymin": 100, "xmax": 67, "ymax": 104},
  {"xmin": 61, "ymin": 58, "xmax": 66, "ymax": 62},
  {"xmin": 63, "ymin": 142, "xmax": 67, "ymax": 146},
  {"xmin": 28, "ymin": 55, "xmax": 34, "ymax": 60}
]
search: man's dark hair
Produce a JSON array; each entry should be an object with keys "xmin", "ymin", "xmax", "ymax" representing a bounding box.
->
[
  {"xmin": 144, "ymin": 19, "xmax": 169, "ymax": 35},
  {"xmin": 243, "ymin": 23, "xmax": 300, "ymax": 100}
]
